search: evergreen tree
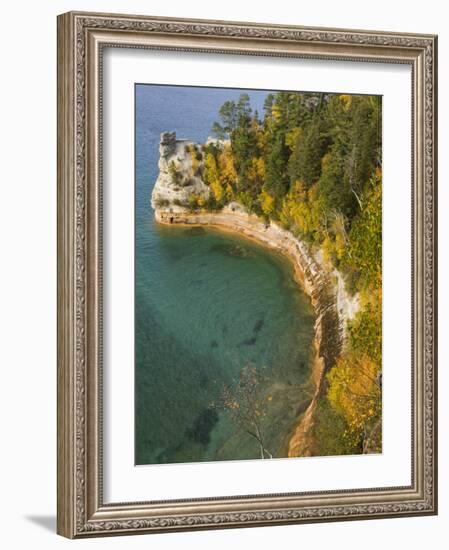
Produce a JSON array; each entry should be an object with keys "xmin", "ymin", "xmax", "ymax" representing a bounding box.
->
[{"xmin": 206, "ymin": 89, "xmax": 383, "ymax": 454}]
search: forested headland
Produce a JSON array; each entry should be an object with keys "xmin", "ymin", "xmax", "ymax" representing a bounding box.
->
[{"xmin": 159, "ymin": 90, "xmax": 383, "ymax": 455}]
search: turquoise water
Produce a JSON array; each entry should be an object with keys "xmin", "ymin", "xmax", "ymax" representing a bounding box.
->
[{"xmin": 135, "ymin": 85, "xmax": 315, "ymax": 464}]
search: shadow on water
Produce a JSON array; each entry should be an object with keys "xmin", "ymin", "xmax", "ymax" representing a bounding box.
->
[
  {"xmin": 238, "ymin": 336, "xmax": 257, "ymax": 347},
  {"xmin": 185, "ymin": 408, "xmax": 219, "ymax": 446},
  {"xmin": 184, "ymin": 226, "xmax": 207, "ymax": 236},
  {"xmin": 210, "ymin": 243, "xmax": 256, "ymax": 258},
  {"xmin": 200, "ymin": 374, "xmax": 209, "ymax": 388}
]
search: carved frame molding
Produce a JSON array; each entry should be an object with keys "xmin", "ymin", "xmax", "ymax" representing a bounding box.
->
[{"xmin": 57, "ymin": 11, "xmax": 437, "ymax": 538}]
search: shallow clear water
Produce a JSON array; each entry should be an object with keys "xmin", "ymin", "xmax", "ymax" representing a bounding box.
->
[{"xmin": 135, "ymin": 85, "xmax": 315, "ymax": 464}]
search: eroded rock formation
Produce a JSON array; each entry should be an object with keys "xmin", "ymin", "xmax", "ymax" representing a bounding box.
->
[{"xmin": 151, "ymin": 131, "xmax": 210, "ymax": 212}]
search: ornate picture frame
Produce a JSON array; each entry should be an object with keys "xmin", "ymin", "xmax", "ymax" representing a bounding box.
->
[{"xmin": 57, "ymin": 11, "xmax": 437, "ymax": 538}]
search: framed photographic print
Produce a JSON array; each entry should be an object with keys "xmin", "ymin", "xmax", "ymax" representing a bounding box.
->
[{"xmin": 57, "ymin": 11, "xmax": 438, "ymax": 538}]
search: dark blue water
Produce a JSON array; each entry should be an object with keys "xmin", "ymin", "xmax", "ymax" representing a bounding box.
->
[{"xmin": 135, "ymin": 85, "xmax": 315, "ymax": 464}]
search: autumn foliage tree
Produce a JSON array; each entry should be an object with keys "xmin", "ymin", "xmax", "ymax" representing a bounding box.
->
[
  {"xmin": 326, "ymin": 170, "xmax": 382, "ymax": 452},
  {"xmin": 327, "ymin": 352, "xmax": 381, "ymax": 443},
  {"xmin": 214, "ymin": 364, "xmax": 273, "ymax": 459},
  {"xmin": 206, "ymin": 91, "xmax": 382, "ymax": 455}
]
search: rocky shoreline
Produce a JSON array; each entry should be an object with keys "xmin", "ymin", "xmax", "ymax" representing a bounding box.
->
[{"xmin": 154, "ymin": 204, "xmax": 359, "ymax": 456}]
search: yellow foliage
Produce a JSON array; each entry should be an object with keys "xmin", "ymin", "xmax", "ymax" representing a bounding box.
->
[
  {"xmin": 256, "ymin": 127, "xmax": 268, "ymax": 150},
  {"xmin": 255, "ymin": 157, "xmax": 265, "ymax": 179},
  {"xmin": 279, "ymin": 181, "xmax": 321, "ymax": 238},
  {"xmin": 204, "ymin": 152, "xmax": 219, "ymax": 184},
  {"xmin": 260, "ymin": 190, "xmax": 275, "ymax": 216},
  {"xmin": 321, "ymin": 152, "xmax": 332, "ymax": 170},
  {"xmin": 247, "ymin": 157, "xmax": 265, "ymax": 184},
  {"xmin": 208, "ymin": 181, "xmax": 222, "ymax": 202},
  {"xmin": 307, "ymin": 182, "xmax": 320, "ymax": 203},
  {"xmin": 250, "ymin": 118, "xmax": 260, "ymax": 132},
  {"xmin": 285, "ymin": 127, "xmax": 302, "ymax": 150},
  {"xmin": 218, "ymin": 144, "xmax": 237, "ymax": 199},
  {"xmin": 327, "ymin": 352, "xmax": 381, "ymax": 433},
  {"xmin": 339, "ymin": 94, "xmax": 352, "ymax": 111},
  {"xmin": 204, "ymin": 152, "xmax": 224, "ymax": 202},
  {"xmin": 271, "ymin": 103, "xmax": 282, "ymax": 121},
  {"xmin": 359, "ymin": 284, "xmax": 382, "ymax": 311},
  {"xmin": 291, "ymin": 180, "xmax": 307, "ymax": 202},
  {"xmin": 334, "ymin": 232, "xmax": 346, "ymax": 261},
  {"xmin": 322, "ymin": 235, "xmax": 334, "ymax": 263},
  {"xmin": 247, "ymin": 161, "xmax": 257, "ymax": 183}
]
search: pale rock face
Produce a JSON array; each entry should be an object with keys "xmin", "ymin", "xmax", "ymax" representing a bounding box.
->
[
  {"xmin": 151, "ymin": 131, "xmax": 210, "ymax": 212},
  {"xmin": 222, "ymin": 202, "xmax": 247, "ymax": 215}
]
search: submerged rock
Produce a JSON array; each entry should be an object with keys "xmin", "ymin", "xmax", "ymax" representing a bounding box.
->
[
  {"xmin": 210, "ymin": 243, "xmax": 255, "ymax": 258},
  {"xmin": 184, "ymin": 226, "xmax": 206, "ymax": 236},
  {"xmin": 185, "ymin": 408, "xmax": 219, "ymax": 446},
  {"xmin": 238, "ymin": 336, "xmax": 257, "ymax": 347}
]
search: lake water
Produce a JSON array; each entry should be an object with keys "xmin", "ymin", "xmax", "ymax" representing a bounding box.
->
[{"xmin": 135, "ymin": 84, "xmax": 315, "ymax": 464}]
